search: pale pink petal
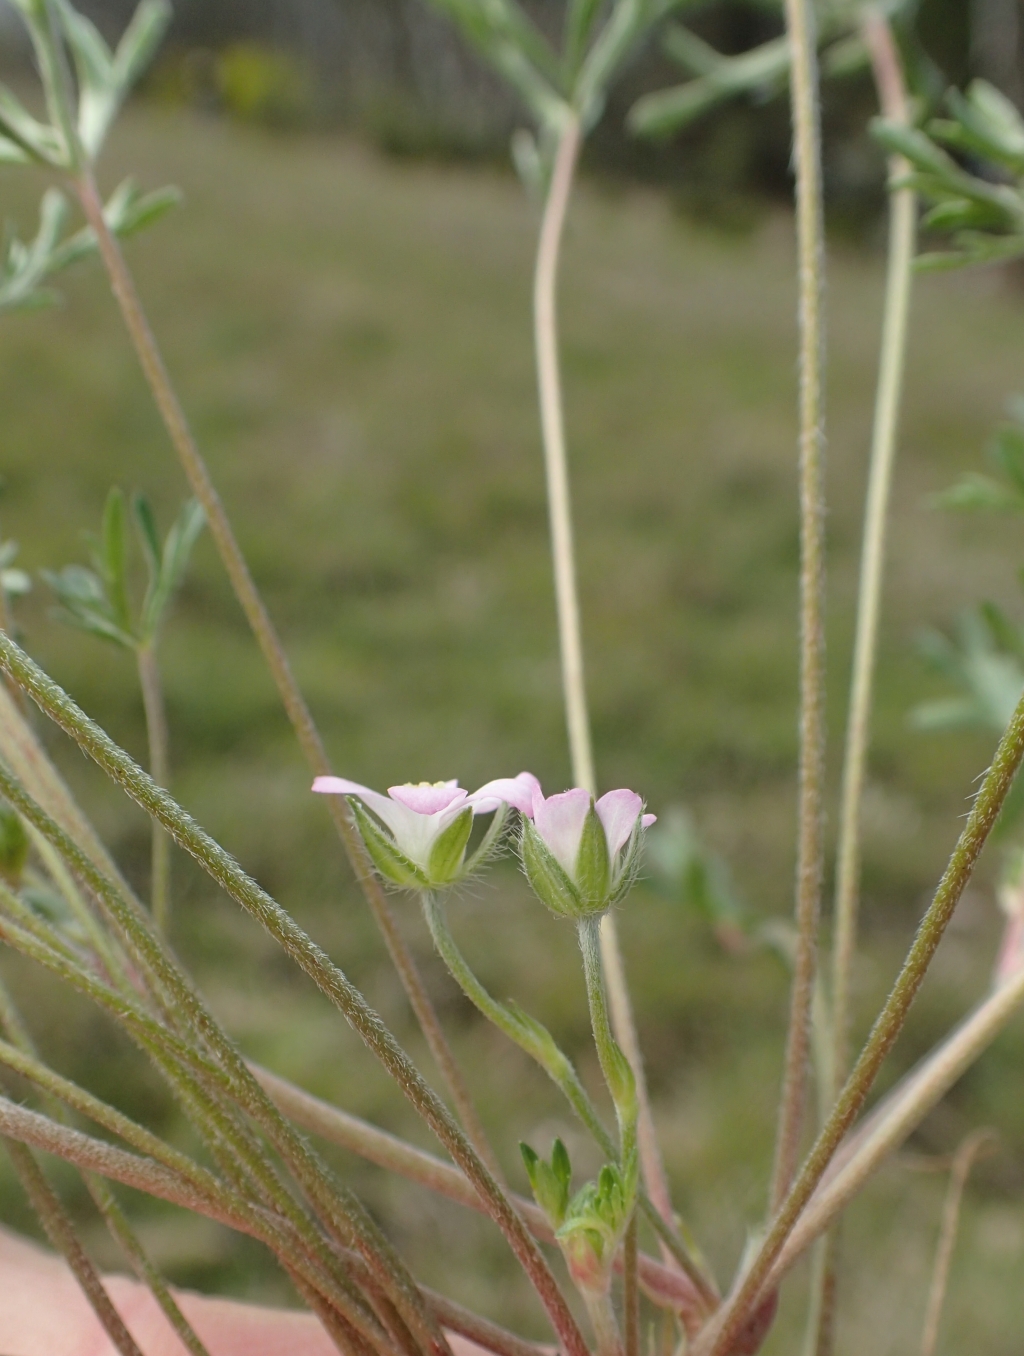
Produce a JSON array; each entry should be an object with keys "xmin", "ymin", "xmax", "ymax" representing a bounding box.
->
[
  {"xmin": 313, "ymin": 776, "xmax": 399, "ymax": 827},
  {"xmin": 534, "ymin": 788, "xmax": 591, "ymax": 875},
  {"xmin": 469, "ymin": 772, "xmax": 543, "ymax": 816},
  {"xmin": 595, "ymin": 790, "xmax": 644, "ymax": 858},
  {"xmin": 642, "ymin": 814, "xmax": 657, "ymax": 829},
  {"xmin": 388, "ymin": 782, "xmax": 465, "ymax": 815}
]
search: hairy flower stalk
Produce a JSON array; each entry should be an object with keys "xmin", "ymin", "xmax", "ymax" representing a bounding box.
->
[{"xmin": 770, "ymin": 0, "xmax": 828, "ymax": 1221}]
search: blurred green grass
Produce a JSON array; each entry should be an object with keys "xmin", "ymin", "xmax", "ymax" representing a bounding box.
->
[{"xmin": 1, "ymin": 104, "xmax": 1023, "ymax": 1351}]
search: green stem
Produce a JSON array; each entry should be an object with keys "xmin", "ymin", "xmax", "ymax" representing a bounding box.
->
[
  {"xmin": 0, "ymin": 635, "xmax": 587, "ymax": 1356},
  {"xmin": 578, "ymin": 916, "xmax": 636, "ymax": 1161},
  {"xmin": 534, "ymin": 99, "xmax": 673, "ymax": 1245},
  {"xmin": 697, "ymin": 686, "xmax": 1024, "ymax": 1356},
  {"xmin": 70, "ymin": 168, "xmax": 495, "ymax": 1177},
  {"xmin": 770, "ymin": 0, "xmax": 828, "ymax": 1218},
  {"xmin": 136, "ymin": 643, "xmax": 171, "ymax": 933},
  {"xmin": 421, "ymin": 890, "xmax": 715, "ymax": 1309}
]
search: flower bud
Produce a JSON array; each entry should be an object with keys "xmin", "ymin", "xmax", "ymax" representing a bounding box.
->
[{"xmin": 519, "ymin": 786, "xmax": 656, "ymax": 918}]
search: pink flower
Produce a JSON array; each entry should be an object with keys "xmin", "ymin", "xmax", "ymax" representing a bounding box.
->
[
  {"xmin": 313, "ymin": 772, "xmax": 538, "ymax": 887},
  {"xmin": 519, "ymin": 782, "xmax": 656, "ymax": 918}
]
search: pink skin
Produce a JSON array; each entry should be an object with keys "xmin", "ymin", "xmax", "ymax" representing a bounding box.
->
[
  {"xmin": 312, "ymin": 773, "xmax": 540, "ymax": 869},
  {"xmin": 0, "ymin": 1225, "xmax": 491, "ymax": 1356},
  {"xmin": 530, "ymin": 786, "xmax": 656, "ymax": 877}
]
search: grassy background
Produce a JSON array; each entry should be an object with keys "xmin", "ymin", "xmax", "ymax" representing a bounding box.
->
[{"xmin": 1, "ymin": 103, "xmax": 1024, "ymax": 1352}]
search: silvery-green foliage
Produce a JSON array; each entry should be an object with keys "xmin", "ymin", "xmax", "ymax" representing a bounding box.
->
[
  {"xmin": 912, "ymin": 608, "xmax": 1024, "ymax": 735},
  {"xmin": 0, "ymin": 0, "xmax": 171, "ymax": 167},
  {"xmin": 43, "ymin": 488, "xmax": 204, "ymax": 651},
  {"xmin": 873, "ymin": 79, "xmax": 1024, "ymax": 269},
  {"xmin": 424, "ymin": 0, "xmax": 690, "ymax": 187},
  {"xmin": 934, "ymin": 397, "xmax": 1024, "ymax": 515},
  {"xmin": 628, "ymin": 0, "xmax": 911, "ymax": 139},
  {"xmin": 0, "ymin": 182, "xmax": 181, "ymax": 315}
]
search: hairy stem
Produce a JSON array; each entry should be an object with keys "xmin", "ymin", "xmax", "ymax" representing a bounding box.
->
[
  {"xmin": 698, "ymin": 688, "xmax": 1024, "ymax": 1356},
  {"xmin": 71, "ymin": 168, "xmax": 494, "ymax": 1173},
  {"xmin": 815, "ymin": 18, "xmax": 914, "ymax": 1350},
  {"xmin": 770, "ymin": 0, "xmax": 828, "ymax": 1217},
  {"xmin": 584, "ymin": 1288, "xmax": 623, "ymax": 1356},
  {"xmin": 136, "ymin": 643, "xmax": 172, "ymax": 933},
  {"xmin": 252, "ymin": 1062, "xmax": 711, "ymax": 1323},
  {"xmin": 0, "ymin": 635, "xmax": 588, "ymax": 1356},
  {"xmin": 830, "ymin": 4, "xmax": 916, "ymax": 1112}
]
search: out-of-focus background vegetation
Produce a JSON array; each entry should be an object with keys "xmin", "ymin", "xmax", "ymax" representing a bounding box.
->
[{"xmin": 2, "ymin": 2, "xmax": 1024, "ymax": 1352}]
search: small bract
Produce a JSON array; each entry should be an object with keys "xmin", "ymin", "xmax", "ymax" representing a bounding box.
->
[
  {"xmin": 313, "ymin": 773, "xmax": 537, "ymax": 889},
  {"xmin": 520, "ymin": 785, "xmax": 656, "ymax": 919}
]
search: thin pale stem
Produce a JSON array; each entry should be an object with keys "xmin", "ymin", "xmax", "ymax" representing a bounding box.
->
[
  {"xmin": 136, "ymin": 643, "xmax": 171, "ymax": 933},
  {"xmin": 70, "ymin": 170, "xmax": 494, "ymax": 1177},
  {"xmin": 696, "ymin": 687, "xmax": 1024, "ymax": 1356},
  {"xmin": 0, "ymin": 636, "xmax": 588, "ymax": 1356},
  {"xmin": 533, "ymin": 115, "xmax": 672, "ymax": 1234},
  {"xmin": 578, "ymin": 916, "xmax": 636, "ymax": 1159},
  {"xmin": 814, "ymin": 19, "xmax": 914, "ymax": 1351},
  {"xmin": 770, "ymin": 0, "xmax": 828, "ymax": 1217},
  {"xmin": 919, "ymin": 1130, "xmax": 996, "ymax": 1356},
  {"xmin": 830, "ymin": 4, "xmax": 916, "ymax": 1105}
]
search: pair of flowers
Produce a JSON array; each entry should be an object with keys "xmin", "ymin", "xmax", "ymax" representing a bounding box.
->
[{"xmin": 313, "ymin": 772, "xmax": 655, "ymax": 918}]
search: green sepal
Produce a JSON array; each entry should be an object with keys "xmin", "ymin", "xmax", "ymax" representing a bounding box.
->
[
  {"xmin": 427, "ymin": 806, "xmax": 473, "ymax": 884},
  {"xmin": 520, "ymin": 1138, "xmax": 572, "ymax": 1228},
  {"xmin": 462, "ymin": 802, "xmax": 509, "ymax": 877},
  {"xmin": 520, "ymin": 815, "xmax": 583, "ymax": 918},
  {"xmin": 574, "ymin": 801, "xmax": 610, "ymax": 908},
  {"xmin": 348, "ymin": 797, "xmax": 430, "ymax": 889}
]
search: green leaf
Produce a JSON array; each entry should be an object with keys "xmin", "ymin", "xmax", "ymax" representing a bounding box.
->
[
  {"xmin": 138, "ymin": 498, "xmax": 204, "ymax": 641},
  {"xmin": 0, "ymin": 82, "xmax": 65, "ymax": 165},
  {"xmin": 132, "ymin": 493, "xmax": 161, "ymax": 581},
  {"xmin": 41, "ymin": 566, "xmax": 136, "ymax": 649},
  {"xmin": 111, "ymin": 0, "xmax": 173, "ymax": 97},
  {"xmin": 0, "ymin": 189, "xmax": 69, "ymax": 315},
  {"xmin": 630, "ymin": 33, "xmax": 790, "ymax": 137},
  {"xmin": 424, "ymin": 0, "xmax": 566, "ymax": 129},
  {"xmin": 564, "ymin": 0, "xmax": 606, "ymax": 80},
  {"xmin": 427, "ymin": 807, "xmax": 473, "ymax": 884},
  {"xmin": 100, "ymin": 487, "xmax": 132, "ymax": 635},
  {"xmin": 932, "ymin": 473, "xmax": 1024, "ymax": 513},
  {"xmin": 520, "ymin": 1140, "xmax": 571, "ymax": 1227}
]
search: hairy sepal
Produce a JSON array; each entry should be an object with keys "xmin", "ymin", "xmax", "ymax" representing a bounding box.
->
[{"xmin": 348, "ymin": 797, "xmax": 430, "ymax": 890}]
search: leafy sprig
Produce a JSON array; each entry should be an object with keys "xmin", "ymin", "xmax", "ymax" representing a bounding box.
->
[
  {"xmin": 873, "ymin": 79, "xmax": 1024, "ymax": 269},
  {"xmin": 43, "ymin": 488, "xmax": 204, "ymax": 652}
]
